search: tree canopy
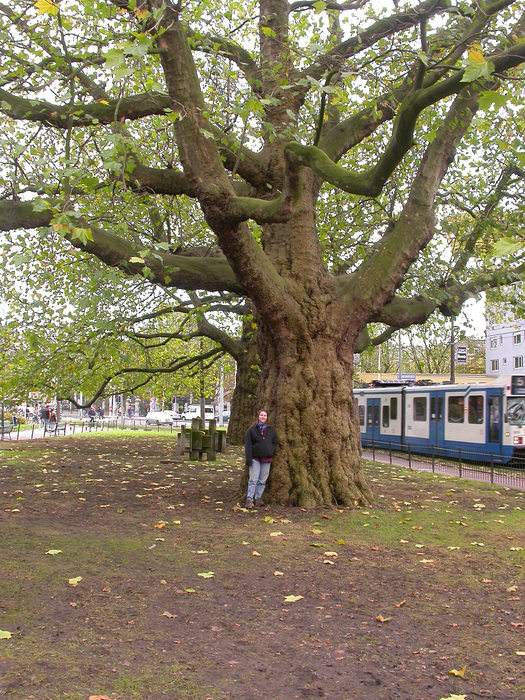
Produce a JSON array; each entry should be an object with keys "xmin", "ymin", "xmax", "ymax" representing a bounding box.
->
[{"xmin": 1, "ymin": 0, "xmax": 525, "ymax": 505}]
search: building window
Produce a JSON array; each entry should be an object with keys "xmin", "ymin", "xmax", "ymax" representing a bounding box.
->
[
  {"xmin": 514, "ymin": 332, "xmax": 522, "ymax": 345},
  {"xmin": 514, "ymin": 356, "xmax": 524, "ymax": 369},
  {"xmin": 500, "ymin": 335, "xmax": 503, "ymax": 344},
  {"xmin": 490, "ymin": 338, "xmax": 497, "ymax": 349},
  {"xmin": 491, "ymin": 359, "xmax": 499, "ymax": 372},
  {"xmin": 503, "ymin": 358, "xmax": 507, "ymax": 365}
]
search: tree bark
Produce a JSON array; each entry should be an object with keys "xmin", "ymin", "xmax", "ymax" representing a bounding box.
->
[
  {"xmin": 258, "ymin": 322, "xmax": 372, "ymax": 507},
  {"xmin": 227, "ymin": 332, "xmax": 260, "ymax": 445}
]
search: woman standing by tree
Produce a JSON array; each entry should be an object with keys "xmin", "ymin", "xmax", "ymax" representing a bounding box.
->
[{"xmin": 245, "ymin": 410, "xmax": 277, "ymax": 509}]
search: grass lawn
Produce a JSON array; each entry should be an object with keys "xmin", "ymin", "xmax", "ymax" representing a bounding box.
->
[{"xmin": 0, "ymin": 433, "xmax": 524, "ymax": 700}]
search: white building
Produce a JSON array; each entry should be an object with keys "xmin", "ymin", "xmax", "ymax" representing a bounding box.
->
[{"xmin": 486, "ymin": 295, "xmax": 525, "ymax": 376}]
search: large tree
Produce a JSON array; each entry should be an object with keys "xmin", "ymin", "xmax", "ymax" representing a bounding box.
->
[{"xmin": 1, "ymin": 0, "xmax": 525, "ymax": 506}]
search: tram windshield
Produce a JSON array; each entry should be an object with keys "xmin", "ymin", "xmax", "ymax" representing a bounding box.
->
[{"xmin": 506, "ymin": 397, "xmax": 525, "ymax": 425}]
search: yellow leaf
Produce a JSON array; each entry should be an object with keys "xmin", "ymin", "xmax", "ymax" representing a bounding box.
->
[
  {"xmin": 68, "ymin": 576, "xmax": 82, "ymax": 586},
  {"xmin": 99, "ymin": 100, "xmax": 109, "ymax": 105},
  {"xmin": 284, "ymin": 595, "xmax": 303, "ymax": 602},
  {"xmin": 419, "ymin": 559, "xmax": 435, "ymax": 564},
  {"xmin": 308, "ymin": 529, "xmax": 324, "ymax": 534},
  {"xmin": 516, "ymin": 651, "xmax": 525, "ymax": 656},
  {"xmin": 34, "ymin": 0, "xmax": 60, "ymax": 15},
  {"xmin": 273, "ymin": 571, "xmax": 284, "ymax": 576},
  {"xmin": 252, "ymin": 551, "xmax": 261, "ymax": 557},
  {"xmin": 162, "ymin": 611, "xmax": 176, "ymax": 618},
  {"xmin": 449, "ymin": 665, "xmax": 467, "ymax": 678},
  {"xmin": 507, "ymin": 585, "xmax": 517, "ymax": 592},
  {"xmin": 269, "ymin": 532, "xmax": 283, "ymax": 537},
  {"xmin": 323, "ymin": 560, "xmax": 335, "ymax": 565},
  {"xmin": 468, "ymin": 43, "xmax": 484, "ymax": 63},
  {"xmin": 45, "ymin": 549, "xmax": 62, "ymax": 555},
  {"xmin": 323, "ymin": 551, "xmax": 338, "ymax": 557},
  {"xmin": 197, "ymin": 571, "xmax": 214, "ymax": 578},
  {"xmin": 0, "ymin": 630, "xmax": 12, "ymax": 640},
  {"xmin": 197, "ymin": 550, "xmax": 208, "ymax": 554},
  {"xmin": 376, "ymin": 614, "xmax": 391, "ymax": 623},
  {"xmin": 136, "ymin": 8, "xmax": 151, "ymax": 20}
]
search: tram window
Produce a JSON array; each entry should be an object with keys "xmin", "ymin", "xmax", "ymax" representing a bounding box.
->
[
  {"xmin": 382, "ymin": 405, "xmax": 389, "ymax": 428},
  {"xmin": 437, "ymin": 397, "xmax": 443, "ymax": 421},
  {"xmin": 367, "ymin": 405, "xmax": 372, "ymax": 427},
  {"xmin": 358, "ymin": 404, "xmax": 365, "ymax": 426},
  {"xmin": 373, "ymin": 404, "xmax": 379, "ymax": 427},
  {"xmin": 413, "ymin": 397, "xmax": 427, "ymax": 422},
  {"xmin": 448, "ymin": 396, "xmax": 464, "ymax": 423},
  {"xmin": 488, "ymin": 396, "xmax": 500, "ymax": 443},
  {"xmin": 468, "ymin": 395, "xmax": 484, "ymax": 424},
  {"xmin": 430, "ymin": 397, "xmax": 436, "ymax": 422},
  {"xmin": 390, "ymin": 397, "xmax": 397, "ymax": 420}
]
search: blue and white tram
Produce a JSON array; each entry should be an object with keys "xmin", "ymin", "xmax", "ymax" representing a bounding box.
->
[{"xmin": 355, "ymin": 375, "xmax": 525, "ymax": 464}]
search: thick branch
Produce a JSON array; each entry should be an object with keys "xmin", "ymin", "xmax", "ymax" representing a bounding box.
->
[{"xmin": 0, "ymin": 200, "xmax": 245, "ymax": 294}]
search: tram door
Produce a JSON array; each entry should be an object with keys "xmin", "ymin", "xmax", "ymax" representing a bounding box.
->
[
  {"xmin": 366, "ymin": 398, "xmax": 381, "ymax": 445},
  {"xmin": 486, "ymin": 390, "xmax": 501, "ymax": 448},
  {"xmin": 428, "ymin": 391, "xmax": 444, "ymax": 448}
]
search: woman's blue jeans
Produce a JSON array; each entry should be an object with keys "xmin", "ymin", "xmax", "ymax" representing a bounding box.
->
[{"xmin": 247, "ymin": 459, "xmax": 271, "ymax": 500}]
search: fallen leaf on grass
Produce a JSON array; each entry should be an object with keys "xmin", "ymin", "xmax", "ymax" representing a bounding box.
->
[
  {"xmin": 395, "ymin": 600, "xmax": 406, "ymax": 608},
  {"xmin": 68, "ymin": 576, "xmax": 82, "ymax": 586},
  {"xmin": 162, "ymin": 611, "xmax": 177, "ymax": 618},
  {"xmin": 470, "ymin": 542, "xmax": 485, "ymax": 546},
  {"xmin": 89, "ymin": 696, "xmax": 115, "ymax": 700},
  {"xmin": 323, "ymin": 551, "xmax": 338, "ymax": 557},
  {"xmin": 511, "ymin": 622, "xmax": 523, "ymax": 627},
  {"xmin": 376, "ymin": 615, "xmax": 391, "ymax": 623},
  {"xmin": 184, "ymin": 588, "xmax": 196, "ymax": 593},
  {"xmin": 0, "ymin": 630, "xmax": 12, "ymax": 640},
  {"xmin": 284, "ymin": 595, "xmax": 303, "ymax": 603},
  {"xmin": 507, "ymin": 585, "xmax": 518, "ymax": 592},
  {"xmin": 45, "ymin": 550, "xmax": 62, "ymax": 555},
  {"xmin": 197, "ymin": 550, "xmax": 208, "ymax": 555},
  {"xmin": 447, "ymin": 546, "xmax": 460, "ymax": 550},
  {"xmin": 197, "ymin": 572, "xmax": 214, "ymax": 578},
  {"xmin": 252, "ymin": 551, "xmax": 261, "ymax": 557},
  {"xmin": 419, "ymin": 559, "xmax": 435, "ymax": 564},
  {"xmin": 438, "ymin": 695, "xmax": 467, "ymax": 700},
  {"xmin": 308, "ymin": 529, "xmax": 324, "ymax": 535},
  {"xmin": 273, "ymin": 571, "xmax": 284, "ymax": 576},
  {"xmin": 269, "ymin": 532, "xmax": 283, "ymax": 537},
  {"xmin": 323, "ymin": 560, "xmax": 335, "ymax": 565},
  {"xmin": 449, "ymin": 665, "xmax": 466, "ymax": 678},
  {"xmin": 261, "ymin": 516, "xmax": 276, "ymax": 523},
  {"xmin": 516, "ymin": 651, "xmax": 525, "ymax": 656}
]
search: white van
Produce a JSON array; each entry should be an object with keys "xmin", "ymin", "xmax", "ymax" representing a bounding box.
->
[{"xmin": 182, "ymin": 404, "xmax": 215, "ymax": 421}]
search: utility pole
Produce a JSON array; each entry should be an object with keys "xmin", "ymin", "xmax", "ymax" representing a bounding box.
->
[{"xmin": 450, "ymin": 317, "xmax": 456, "ymax": 385}]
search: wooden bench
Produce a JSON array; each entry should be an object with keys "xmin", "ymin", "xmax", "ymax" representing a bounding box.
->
[
  {"xmin": 0, "ymin": 425, "xmax": 13, "ymax": 440},
  {"xmin": 178, "ymin": 419, "xmax": 227, "ymax": 461}
]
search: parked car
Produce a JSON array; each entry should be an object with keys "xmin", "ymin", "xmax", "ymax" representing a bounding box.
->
[
  {"xmin": 145, "ymin": 410, "xmax": 177, "ymax": 425},
  {"xmin": 181, "ymin": 404, "xmax": 215, "ymax": 421}
]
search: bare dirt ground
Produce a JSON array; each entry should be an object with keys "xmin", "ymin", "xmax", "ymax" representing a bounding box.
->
[{"xmin": 0, "ymin": 433, "xmax": 524, "ymax": 700}]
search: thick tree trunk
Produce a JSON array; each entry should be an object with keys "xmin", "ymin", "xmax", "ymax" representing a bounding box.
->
[{"xmin": 258, "ymin": 328, "xmax": 373, "ymax": 507}]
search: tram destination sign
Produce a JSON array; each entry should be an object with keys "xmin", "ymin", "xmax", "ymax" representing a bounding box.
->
[
  {"xmin": 511, "ymin": 376, "xmax": 525, "ymax": 395},
  {"xmin": 455, "ymin": 345, "xmax": 468, "ymax": 364}
]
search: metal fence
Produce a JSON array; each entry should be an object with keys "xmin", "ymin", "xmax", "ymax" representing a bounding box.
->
[
  {"xmin": 361, "ymin": 439, "xmax": 525, "ymax": 489},
  {"xmin": 0, "ymin": 418, "xmax": 187, "ymax": 441}
]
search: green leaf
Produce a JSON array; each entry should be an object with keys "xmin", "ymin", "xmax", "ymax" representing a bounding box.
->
[
  {"xmin": 104, "ymin": 49, "xmax": 124, "ymax": 69},
  {"xmin": 129, "ymin": 256, "xmax": 145, "ymax": 264},
  {"xmin": 492, "ymin": 237, "xmax": 521, "ymax": 258}
]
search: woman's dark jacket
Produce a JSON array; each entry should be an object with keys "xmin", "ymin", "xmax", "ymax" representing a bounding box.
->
[{"xmin": 245, "ymin": 425, "xmax": 277, "ymax": 466}]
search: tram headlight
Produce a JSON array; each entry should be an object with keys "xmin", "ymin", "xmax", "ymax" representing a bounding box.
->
[{"xmin": 513, "ymin": 436, "xmax": 523, "ymax": 445}]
